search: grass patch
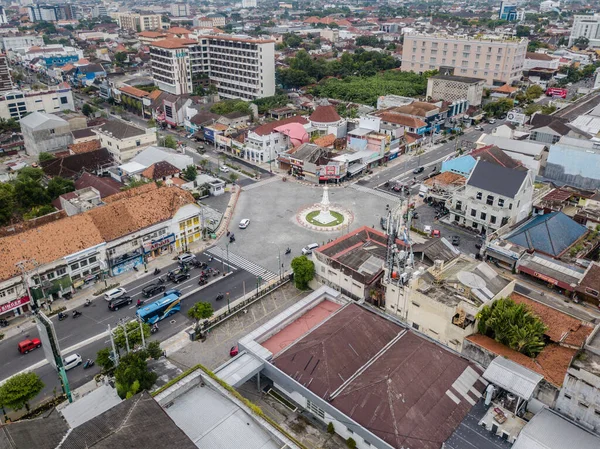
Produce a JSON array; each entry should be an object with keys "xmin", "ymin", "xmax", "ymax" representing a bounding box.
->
[{"xmin": 306, "ymin": 210, "xmax": 344, "ymax": 226}]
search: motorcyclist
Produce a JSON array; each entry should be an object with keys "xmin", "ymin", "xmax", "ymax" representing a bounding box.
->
[
  {"xmin": 137, "ymin": 298, "xmax": 143, "ymax": 307},
  {"xmin": 85, "ymin": 299, "xmax": 91, "ymax": 306}
]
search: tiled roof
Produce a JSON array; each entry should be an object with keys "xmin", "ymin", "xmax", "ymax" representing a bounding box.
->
[
  {"xmin": 71, "ymin": 128, "xmax": 97, "ymax": 140},
  {"xmin": 119, "ymin": 85, "xmax": 149, "ymax": 98},
  {"xmin": 148, "ymin": 90, "xmax": 162, "ymax": 100},
  {"xmin": 41, "ymin": 148, "xmax": 113, "ymax": 179},
  {"xmin": 505, "ymin": 211, "xmax": 587, "ymax": 257},
  {"xmin": 313, "ymin": 133, "xmax": 336, "ymax": 147},
  {"xmin": 471, "ymin": 145, "xmax": 523, "ymax": 169},
  {"xmin": 424, "ymin": 171, "xmax": 466, "ymax": 187},
  {"xmin": 141, "ymin": 161, "xmax": 180, "ymax": 180},
  {"xmin": 494, "ymin": 84, "xmax": 518, "ymax": 94},
  {"xmin": 74, "ymin": 172, "xmax": 122, "ymax": 198},
  {"xmin": 465, "ymin": 334, "xmax": 575, "ymax": 387},
  {"xmin": 309, "ymin": 105, "xmax": 341, "ymax": 124},
  {"xmin": 393, "ymin": 101, "xmax": 438, "ymax": 117},
  {"xmin": 378, "ymin": 112, "xmax": 427, "ymax": 128},
  {"xmin": 526, "ymin": 52, "xmax": 555, "ymax": 61},
  {"xmin": 576, "ymin": 262, "xmax": 600, "ymax": 297},
  {"xmin": 166, "ymin": 27, "xmax": 191, "ymax": 34},
  {"xmin": 138, "ymin": 31, "xmax": 167, "ymax": 38},
  {"xmin": 510, "ymin": 292, "xmax": 593, "ymax": 346},
  {"xmin": 68, "ymin": 140, "xmax": 101, "ymax": 154},
  {"xmin": 467, "ymin": 159, "xmax": 527, "ymax": 198},
  {"xmin": 251, "ymin": 116, "xmax": 308, "ymax": 136},
  {"xmin": 98, "ymin": 120, "xmax": 146, "ymax": 140},
  {"xmin": 151, "ymin": 38, "xmax": 196, "ymax": 49}
]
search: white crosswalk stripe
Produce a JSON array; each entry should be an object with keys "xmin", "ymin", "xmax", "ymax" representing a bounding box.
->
[
  {"xmin": 242, "ymin": 176, "xmax": 279, "ymax": 191},
  {"xmin": 350, "ymin": 184, "xmax": 401, "ymax": 202},
  {"xmin": 207, "ymin": 246, "xmax": 278, "ymax": 281}
]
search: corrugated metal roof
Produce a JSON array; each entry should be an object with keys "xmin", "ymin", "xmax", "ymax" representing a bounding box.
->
[
  {"xmin": 483, "ymin": 356, "xmax": 543, "ymax": 400},
  {"xmin": 512, "ymin": 408, "xmax": 600, "ymax": 449}
]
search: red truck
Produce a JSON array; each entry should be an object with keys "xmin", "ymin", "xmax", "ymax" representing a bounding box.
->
[{"xmin": 546, "ymin": 87, "xmax": 567, "ymax": 99}]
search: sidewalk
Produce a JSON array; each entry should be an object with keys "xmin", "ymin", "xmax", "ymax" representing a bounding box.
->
[{"xmin": 0, "ymin": 186, "xmax": 242, "ymax": 342}]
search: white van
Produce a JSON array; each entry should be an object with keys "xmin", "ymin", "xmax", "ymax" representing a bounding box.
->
[
  {"xmin": 302, "ymin": 243, "xmax": 319, "ymax": 255},
  {"xmin": 104, "ymin": 287, "xmax": 127, "ymax": 302},
  {"xmin": 63, "ymin": 353, "xmax": 82, "ymax": 370}
]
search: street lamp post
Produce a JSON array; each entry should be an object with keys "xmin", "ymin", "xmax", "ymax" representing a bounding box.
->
[{"xmin": 271, "ymin": 243, "xmax": 282, "ymax": 280}]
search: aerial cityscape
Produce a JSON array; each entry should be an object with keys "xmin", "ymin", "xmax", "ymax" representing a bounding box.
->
[{"xmin": 1, "ymin": 0, "xmax": 600, "ymax": 448}]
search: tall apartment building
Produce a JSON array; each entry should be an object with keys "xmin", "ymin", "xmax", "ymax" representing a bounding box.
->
[
  {"xmin": 170, "ymin": 3, "xmax": 190, "ymax": 17},
  {"xmin": 499, "ymin": 1, "xmax": 524, "ymax": 22},
  {"xmin": 116, "ymin": 12, "xmax": 162, "ymax": 32},
  {"xmin": 1, "ymin": 35, "xmax": 44, "ymax": 52},
  {"xmin": 401, "ymin": 34, "xmax": 528, "ymax": 85},
  {"xmin": 27, "ymin": 4, "xmax": 60, "ymax": 22},
  {"xmin": 0, "ymin": 54, "xmax": 12, "ymax": 93},
  {"xmin": 0, "ymin": 6, "xmax": 8, "ymax": 24},
  {"xmin": 569, "ymin": 14, "xmax": 600, "ymax": 47},
  {"xmin": 92, "ymin": 4, "xmax": 108, "ymax": 18},
  {"xmin": 149, "ymin": 35, "xmax": 275, "ymax": 100}
]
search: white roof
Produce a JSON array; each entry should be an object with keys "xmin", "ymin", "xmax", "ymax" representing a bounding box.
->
[
  {"xmin": 331, "ymin": 150, "xmax": 376, "ymax": 163},
  {"xmin": 60, "ymin": 384, "xmax": 122, "ymax": 428},
  {"xmin": 347, "ymin": 127, "xmax": 372, "ymax": 137},
  {"xmin": 119, "ymin": 161, "xmax": 146, "ymax": 174},
  {"xmin": 20, "ymin": 111, "xmax": 68, "ymax": 130},
  {"xmin": 513, "ymin": 408, "xmax": 600, "ymax": 449},
  {"xmin": 570, "ymin": 114, "xmax": 600, "ymax": 135},
  {"xmin": 483, "ymin": 356, "xmax": 543, "ymax": 400},
  {"xmin": 131, "ymin": 145, "xmax": 194, "ymax": 170},
  {"xmin": 479, "ymin": 135, "xmax": 547, "ymax": 156}
]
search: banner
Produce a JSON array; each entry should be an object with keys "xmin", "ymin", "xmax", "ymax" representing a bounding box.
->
[{"xmin": 0, "ymin": 296, "xmax": 30, "ymax": 314}]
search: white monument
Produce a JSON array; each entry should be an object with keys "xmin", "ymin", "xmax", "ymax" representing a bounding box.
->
[{"xmin": 312, "ymin": 185, "xmax": 337, "ymax": 225}]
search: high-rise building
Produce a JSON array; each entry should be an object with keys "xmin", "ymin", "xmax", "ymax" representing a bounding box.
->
[
  {"xmin": 149, "ymin": 35, "xmax": 275, "ymax": 100},
  {"xmin": 401, "ymin": 34, "xmax": 528, "ymax": 85},
  {"xmin": 0, "ymin": 6, "xmax": 8, "ymax": 25},
  {"xmin": 499, "ymin": 1, "xmax": 524, "ymax": 22},
  {"xmin": 115, "ymin": 12, "xmax": 162, "ymax": 32},
  {"xmin": 242, "ymin": 0, "xmax": 258, "ymax": 8},
  {"xmin": 170, "ymin": 3, "xmax": 190, "ymax": 17},
  {"xmin": 569, "ymin": 14, "xmax": 600, "ymax": 47},
  {"xmin": 27, "ymin": 4, "xmax": 60, "ymax": 22},
  {"xmin": 92, "ymin": 4, "xmax": 108, "ymax": 18},
  {"xmin": 0, "ymin": 54, "xmax": 12, "ymax": 93}
]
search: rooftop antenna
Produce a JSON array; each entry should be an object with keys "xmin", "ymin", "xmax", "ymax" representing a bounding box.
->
[{"xmin": 384, "ymin": 193, "xmax": 414, "ymax": 284}]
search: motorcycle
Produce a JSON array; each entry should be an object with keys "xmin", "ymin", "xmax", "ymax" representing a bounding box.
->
[
  {"xmin": 285, "ymin": 248, "xmax": 291, "ymax": 255},
  {"xmin": 72, "ymin": 310, "xmax": 82, "ymax": 318},
  {"xmin": 216, "ymin": 293, "xmax": 224, "ymax": 301},
  {"xmin": 150, "ymin": 324, "xmax": 159, "ymax": 334},
  {"xmin": 83, "ymin": 299, "xmax": 91, "ymax": 307},
  {"xmin": 83, "ymin": 359, "xmax": 95, "ymax": 369},
  {"xmin": 230, "ymin": 236, "xmax": 235, "ymax": 243},
  {"xmin": 58, "ymin": 312, "xmax": 67, "ymax": 321},
  {"xmin": 213, "ymin": 269, "xmax": 220, "ymax": 277},
  {"xmin": 0, "ymin": 318, "xmax": 9, "ymax": 327},
  {"xmin": 133, "ymin": 265, "xmax": 139, "ymax": 272},
  {"xmin": 136, "ymin": 299, "xmax": 144, "ymax": 308},
  {"xmin": 153, "ymin": 268, "xmax": 161, "ymax": 275},
  {"xmin": 198, "ymin": 278, "xmax": 207, "ymax": 286},
  {"xmin": 157, "ymin": 277, "xmax": 165, "ymax": 285}
]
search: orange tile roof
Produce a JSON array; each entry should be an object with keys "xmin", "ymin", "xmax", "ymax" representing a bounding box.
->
[
  {"xmin": 424, "ymin": 171, "xmax": 466, "ymax": 187},
  {"xmin": 118, "ymin": 85, "xmax": 149, "ymax": 98},
  {"xmin": 151, "ymin": 38, "xmax": 196, "ymax": 49},
  {"xmin": 148, "ymin": 90, "xmax": 162, "ymax": 100},
  {"xmin": 61, "ymin": 63, "xmax": 74, "ymax": 72},
  {"xmin": 0, "ymin": 185, "xmax": 196, "ymax": 282},
  {"xmin": 103, "ymin": 182, "xmax": 158, "ymax": 204},
  {"xmin": 378, "ymin": 112, "xmax": 427, "ymax": 129},
  {"xmin": 313, "ymin": 133, "xmax": 336, "ymax": 147},
  {"xmin": 138, "ymin": 31, "xmax": 167, "ymax": 38},
  {"xmin": 68, "ymin": 140, "xmax": 101, "ymax": 154},
  {"xmin": 494, "ymin": 84, "xmax": 517, "ymax": 94},
  {"xmin": 510, "ymin": 292, "xmax": 593, "ymax": 347},
  {"xmin": 465, "ymin": 334, "xmax": 575, "ymax": 387},
  {"xmin": 166, "ymin": 27, "xmax": 191, "ymax": 34}
]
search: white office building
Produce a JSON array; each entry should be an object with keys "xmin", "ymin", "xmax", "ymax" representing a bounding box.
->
[
  {"xmin": 170, "ymin": 3, "xmax": 190, "ymax": 17},
  {"xmin": 242, "ymin": 0, "xmax": 258, "ymax": 8},
  {"xmin": 27, "ymin": 4, "xmax": 60, "ymax": 22},
  {"xmin": 0, "ymin": 6, "xmax": 8, "ymax": 25},
  {"xmin": 0, "ymin": 87, "xmax": 75, "ymax": 120},
  {"xmin": 569, "ymin": 14, "xmax": 600, "ymax": 48},
  {"xmin": 150, "ymin": 34, "xmax": 275, "ymax": 100}
]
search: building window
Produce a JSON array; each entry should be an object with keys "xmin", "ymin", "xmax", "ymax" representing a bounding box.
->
[
  {"xmin": 486, "ymin": 195, "xmax": 494, "ymax": 205},
  {"xmin": 472, "ymin": 222, "xmax": 478, "ymax": 229},
  {"xmin": 509, "ymin": 203, "xmax": 513, "ymax": 210},
  {"xmin": 476, "ymin": 192, "xmax": 482, "ymax": 200},
  {"xmin": 60, "ymin": 96, "xmax": 68, "ymax": 104},
  {"xmin": 585, "ymin": 287, "xmax": 599, "ymax": 297},
  {"xmin": 412, "ymin": 322, "xmax": 419, "ymax": 330},
  {"xmin": 70, "ymin": 263, "xmax": 79, "ymax": 271},
  {"xmin": 498, "ymin": 198, "xmax": 505, "ymax": 207},
  {"xmin": 480, "ymin": 212, "xmax": 486, "ymax": 220},
  {"xmin": 579, "ymin": 402, "xmax": 589, "ymax": 409},
  {"xmin": 50, "ymin": 129, "xmax": 55, "ymax": 134},
  {"xmin": 456, "ymin": 201, "xmax": 462, "ymax": 210},
  {"xmin": 490, "ymin": 215, "xmax": 497, "ymax": 224},
  {"xmin": 471, "ymin": 209, "xmax": 476, "ymax": 217},
  {"xmin": 411, "ymin": 301, "xmax": 420, "ymax": 307},
  {"xmin": 306, "ymin": 400, "xmax": 325, "ymax": 419},
  {"xmin": 56, "ymin": 267, "xmax": 66, "ymax": 276}
]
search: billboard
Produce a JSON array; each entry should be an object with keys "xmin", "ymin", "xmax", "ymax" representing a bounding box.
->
[
  {"xmin": 36, "ymin": 312, "xmax": 62, "ymax": 370},
  {"xmin": 506, "ymin": 111, "xmax": 526, "ymax": 125}
]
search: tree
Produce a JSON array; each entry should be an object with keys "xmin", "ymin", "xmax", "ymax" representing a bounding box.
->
[
  {"xmin": 114, "ymin": 350, "xmax": 157, "ymax": 399},
  {"xmin": 476, "ymin": 297, "xmax": 547, "ymax": 357},
  {"xmin": 47, "ymin": 176, "xmax": 75, "ymax": 200},
  {"xmin": 346, "ymin": 437, "xmax": 357, "ymax": 449},
  {"xmin": 525, "ymin": 85, "xmax": 544, "ymax": 101},
  {"xmin": 187, "ymin": 302, "xmax": 214, "ymax": 323},
  {"xmin": 229, "ymin": 172, "xmax": 239, "ymax": 184},
  {"xmin": 81, "ymin": 103, "xmax": 94, "ymax": 117},
  {"xmin": 541, "ymin": 104, "xmax": 557, "ymax": 114},
  {"xmin": 290, "ymin": 256, "xmax": 315, "ymax": 290},
  {"xmin": 252, "ymin": 94, "xmax": 288, "ymax": 114},
  {"xmin": 210, "ymin": 99, "xmax": 251, "ymax": 116},
  {"xmin": 524, "ymin": 103, "xmax": 542, "ymax": 116},
  {"xmin": 38, "ymin": 152, "xmax": 55, "ymax": 163},
  {"xmin": 0, "ymin": 183, "xmax": 15, "ymax": 226},
  {"xmin": 515, "ymin": 25, "xmax": 530, "ymax": 37},
  {"xmin": 573, "ymin": 36, "xmax": 589, "ymax": 49},
  {"xmin": 182, "ymin": 165, "xmax": 198, "ymax": 182},
  {"xmin": 14, "ymin": 168, "xmax": 50, "ymax": 210},
  {"xmin": 327, "ymin": 422, "xmax": 335, "ymax": 434},
  {"xmin": 113, "ymin": 321, "xmax": 151, "ymax": 353},
  {"xmin": 146, "ymin": 341, "xmax": 163, "ymax": 360},
  {"xmin": 96, "ymin": 347, "xmax": 115, "ymax": 372},
  {"xmin": 0, "ymin": 372, "xmax": 44, "ymax": 412},
  {"xmin": 163, "ymin": 135, "xmax": 178, "ymax": 149},
  {"xmin": 114, "ymin": 51, "xmax": 127, "ymax": 65},
  {"xmin": 483, "ymin": 98, "xmax": 514, "ymax": 118}
]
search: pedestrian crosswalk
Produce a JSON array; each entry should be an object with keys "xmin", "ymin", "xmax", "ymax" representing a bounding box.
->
[
  {"xmin": 350, "ymin": 184, "xmax": 401, "ymax": 202},
  {"xmin": 207, "ymin": 246, "xmax": 279, "ymax": 282},
  {"xmin": 242, "ymin": 176, "xmax": 280, "ymax": 192}
]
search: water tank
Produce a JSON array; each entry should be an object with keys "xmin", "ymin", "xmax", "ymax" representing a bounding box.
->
[
  {"xmin": 505, "ymin": 394, "xmax": 517, "ymax": 411},
  {"xmin": 400, "ymin": 272, "xmax": 408, "ymax": 284}
]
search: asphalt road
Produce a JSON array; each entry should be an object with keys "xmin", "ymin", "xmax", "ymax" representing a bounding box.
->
[{"xmin": 0, "ymin": 249, "xmax": 256, "ymax": 404}]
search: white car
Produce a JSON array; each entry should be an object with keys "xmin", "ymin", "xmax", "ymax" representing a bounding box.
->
[
  {"xmin": 239, "ymin": 218, "xmax": 250, "ymax": 229},
  {"xmin": 423, "ymin": 225, "xmax": 432, "ymax": 234},
  {"xmin": 219, "ymin": 166, "xmax": 230, "ymax": 173},
  {"xmin": 302, "ymin": 243, "xmax": 319, "ymax": 255},
  {"xmin": 104, "ymin": 287, "xmax": 127, "ymax": 302},
  {"xmin": 177, "ymin": 253, "xmax": 196, "ymax": 264},
  {"xmin": 488, "ymin": 119, "xmax": 496, "ymax": 124},
  {"xmin": 474, "ymin": 125, "xmax": 484, "ymax": 131},
  {"xmin": 63, "ymin": 353, "xmax": 82, "ymax": 371}
]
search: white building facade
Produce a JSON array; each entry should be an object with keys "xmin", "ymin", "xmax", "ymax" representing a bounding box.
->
[
  {"xmin": 569, "ymin": 14, "xmax": 600, "ymax": 48},
  {"xmin": 0, "ymin": 87, "xmax": 75, "ymax": 120}
]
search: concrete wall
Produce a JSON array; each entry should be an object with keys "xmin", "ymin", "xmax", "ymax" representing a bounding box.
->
[
  {"xmin": 23, "ymin": 124, "xmax": 72, "ymax": 156},
  {"xmin": 555, "ymin": 366, "xmax": 600, "ymax": 433}
]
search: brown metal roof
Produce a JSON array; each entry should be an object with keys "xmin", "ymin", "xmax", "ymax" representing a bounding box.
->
[{"xmin": 273, "ymin": 304, "xmax": 485, "ymax": 449}]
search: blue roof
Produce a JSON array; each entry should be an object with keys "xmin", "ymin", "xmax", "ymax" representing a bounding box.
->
[
  {"xmin": 441, "ymin": 155, "xmax": 476, "ymax": 176},
  {"xmin": 505, "ymin": 211, "xmax": 587, "ymax": 257}
]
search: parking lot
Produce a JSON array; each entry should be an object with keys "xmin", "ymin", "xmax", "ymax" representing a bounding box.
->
[{"xmin": 412, "ymin": 202, "xmax": 483, "ymax": 257}]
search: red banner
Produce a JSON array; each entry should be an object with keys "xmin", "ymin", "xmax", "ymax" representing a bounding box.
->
[{"xmin": 0, "ymin": 296, "xmax": 30, "ymax": 314}]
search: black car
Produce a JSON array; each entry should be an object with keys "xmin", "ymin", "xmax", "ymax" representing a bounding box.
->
[
  {"xmin": 413, "ymin": 167, "xmax": 424, "ymax": 174},
  {"xmin": 172, "ymin": 272, "xmax": 191, "ymax": 284},
  {"xmin": 108, "ymin": 296, "xmax": 132, "ymax": 311},
  {"xmin": 451, "ymin": 236, "xmax": 460, "ymax": 246},
  {"xmin": 142, "ymin": 284, "xmax": 166, "ymax": 298}
]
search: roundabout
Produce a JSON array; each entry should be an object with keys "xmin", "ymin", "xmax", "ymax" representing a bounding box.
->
[{"xmin": 297, "ymin": 186, "xmax": 354, "ymax": 231}]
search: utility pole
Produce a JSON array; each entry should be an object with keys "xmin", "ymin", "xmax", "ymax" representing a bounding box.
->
[{"xmin": 108, "ymin": 324, "xmax": 119, "ymax": 367}]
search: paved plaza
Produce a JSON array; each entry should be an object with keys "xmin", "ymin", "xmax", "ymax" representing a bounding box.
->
[{"xmin": 220, "ymin": 180, "xmax": 399, "ymax": 273}]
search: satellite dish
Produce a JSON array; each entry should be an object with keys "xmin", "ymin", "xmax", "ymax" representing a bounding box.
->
[{"xmin": 456, "ymin": 271, "xmax": 486, "ymax": 290}]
